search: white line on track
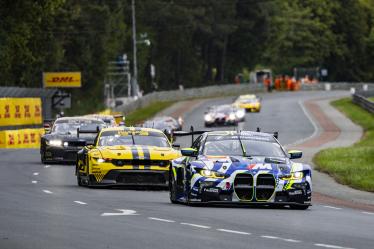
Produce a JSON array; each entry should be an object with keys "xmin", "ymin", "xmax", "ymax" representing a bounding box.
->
[
  {"xmin": 148, "ymin": 217, "xmax": 175, "ymax": 223},
  {"xmin": 217, "ymin": 229, "xmax": 251, "ymax": 235},
  {"xmin": 362, "ymin": 211, "xmax": 374, "ymax": 215},
  {"xmin": 44, "ymin": 165, "xmax": 50, "ymax": 168},
  {"xmin": 31, "ymin": 180, "xmax": 38, "ymax": 184},
  {"xmin": 261, "ymin": 235, "xmax": 280, "ymax": 239},
  {"xmin": 180, "ymin": 223, "xmax": 211, "ymax": 229},
  {"xmin": 286, "ymin": 100, "xmax": 319, "ymax": 147},
  {"xmin": 283, "ymin": 238, "xmax": 301, "ymax": 243},
  {"xmin": 42, "ymin": 190, "xmax": 53, "ymax": 194},
  {"xmin": 314, "ymin": 243, "xmax": 355, "ymax": 249},
  {"xmin": 322, "ymin": 205, "xmax": 342, "ymax": 210},
  {"xmin": 74, "ymin": 201, "xmax": 87, "ymax": 205},
  {"xmin": 33, "ymin": 172, "xmax": 39, "ymax": 176}
]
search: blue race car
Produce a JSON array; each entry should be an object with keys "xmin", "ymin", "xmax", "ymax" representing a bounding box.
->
[{"xmin": 169, "ymin": 130, "xmax": 312, "ymax": 209}]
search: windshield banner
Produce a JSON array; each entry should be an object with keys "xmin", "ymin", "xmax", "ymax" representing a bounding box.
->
[{"xmin": 0, "ymin": 98, "xmax": 42, "ymax": 126}]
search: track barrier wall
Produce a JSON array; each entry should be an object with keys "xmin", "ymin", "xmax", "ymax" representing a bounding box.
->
[{"xmin": 0, "ymin": 128, "xmax": 44, "ymax": 149}]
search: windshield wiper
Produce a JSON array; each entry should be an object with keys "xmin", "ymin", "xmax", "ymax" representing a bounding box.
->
[{"xmin": 237, "ymin": 131, "xmax": 247, "ymax": 157}]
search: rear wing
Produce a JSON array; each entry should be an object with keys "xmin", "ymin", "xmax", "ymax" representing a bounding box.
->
[
  {"xmin": 255, "ymin": 127, "xmax": 278, "ymax": 139},
  {"xmin": 77, "ymin": 126, "xmax": 101, "ymax": 138},
  {"xmin": 173, "ymin": 126, "xmax": 210, "ymax": 145}
]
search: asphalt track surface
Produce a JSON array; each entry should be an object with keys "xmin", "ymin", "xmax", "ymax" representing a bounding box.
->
[{"xmin": 1, "ymin": 91, "xmax": 373, "ymax": 249}]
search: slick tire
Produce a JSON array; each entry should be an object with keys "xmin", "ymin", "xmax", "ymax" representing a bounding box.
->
[
  {"xmin": 77, "ymin": 175, "xmax": 83, "ymax": 187},
  {"xmin": 41, "ymin": 153, "xmax": 46, "ymax": 164},
  {"xmin": 169, "ymin": 172, "xmax": 178, "ymax": 204},
  {"xmin": 290, "ymin": 204, "xmax": 309, "ymax": 210}
]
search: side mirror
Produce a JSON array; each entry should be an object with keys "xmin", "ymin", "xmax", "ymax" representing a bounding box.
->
[
  {"xmin": 181, "ymin": 148, "xmax": 198, "ymax": 157},
  {"xmin": 288, "ymin": 150, "xmax": 302, "ymax": 159},
  {"xmin": 172, "ymin": 144, "xmax": 181, "ymax": 149}
]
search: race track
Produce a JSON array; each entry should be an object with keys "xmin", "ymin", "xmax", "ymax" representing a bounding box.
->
[{"xmin": 0, "ymin": 91, "xmax": 373, "ymax": 249}]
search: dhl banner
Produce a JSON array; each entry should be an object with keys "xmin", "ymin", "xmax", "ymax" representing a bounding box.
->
[
  {"xmin": 0, "ymin": 98, "xmax": 42, "ymax": 126},
  {"xmin": 43, "ymin": 72, "xmax": 81, "ymax": 88},
  {"xmin": 0, "ymin": 128, "xmax": 44, "ymax": 149}
]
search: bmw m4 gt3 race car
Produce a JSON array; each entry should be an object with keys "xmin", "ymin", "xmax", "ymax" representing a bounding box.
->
[
  {"xmin": 233, "ymin": 94, "xmax": 261, "ymax": 112},
  {"xmin": 76, "ymin": 127, "xmax": 181, "ymax": 187},
  {"xmin": 169, "ymin": 130, "xmax": 312, "ymax": 209},
  {"xmin": 40, "ymin": 117, "xmax": 106, "ymax": 164},
  {"xmin": 204, "ymin": 105, "xmax": 245, "ymax": 127}
]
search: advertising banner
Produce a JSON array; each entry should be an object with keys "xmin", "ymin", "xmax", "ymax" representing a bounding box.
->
[
  {"xmin": 43, "ymin": 72, "xmax": 81, "ymax": 88},
  {"xmin": 0, "ymin": 98, "xmax": 42, "ymax": 126},
  {"xmin": 0, "ymin": 128, "xmax": 44, "ymax": 149}
]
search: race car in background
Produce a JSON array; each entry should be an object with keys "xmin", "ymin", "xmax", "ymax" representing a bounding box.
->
[
  {"xmin": 85, "ymin": 114, "xmax": 125, "ymax": 127},
  {"xmin": 40, "ymin": 117, "xmax": 106, "ymax": 164},
  {"xmin": 169, "ymin": 130, "xmax": 312, "ymax": 209},
  {"xmin": 76, "ymin": 127, "xmax": 181, "ymax": 187},
  {"xmin": 233, "ymin": 94, "xmax": 261, "ymax": 112},
  {"xmin": 204, "ymin": 105, "xmax": 245, "ymax": 127},
  {"xmin": 142, "ymin": 116, "xmax": 183, "ymax": 140}
]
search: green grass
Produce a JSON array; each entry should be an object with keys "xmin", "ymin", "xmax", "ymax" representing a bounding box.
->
[
  {"xmin": 368, "ymin": 97, "xmax": 374, "ymax": 102},
  {"xmin": 125, "ymin": 101, "xmax": 175, "ymax": 126},
  {"xmin": 313, "ymin": 98, "xmax": 374, "ymax": 192}
]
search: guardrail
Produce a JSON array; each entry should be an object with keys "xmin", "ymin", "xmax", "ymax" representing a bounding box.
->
[
  {"xmin": 352, "ymin": 90, "xmax": 374, "ymax": 114},
  {"xmin": 115, "ymin": 82, "xmax": 374, "ymax": 114}
]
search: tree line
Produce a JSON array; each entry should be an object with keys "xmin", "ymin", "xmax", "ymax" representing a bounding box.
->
[{"xmin": 1, "ymin": 0, "xmax": 374, "ymax": 110}]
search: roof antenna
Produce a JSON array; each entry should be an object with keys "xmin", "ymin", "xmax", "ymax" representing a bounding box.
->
[{"xmin": 256, "ymin": 127, "xmax": 261, "ymax": 132}]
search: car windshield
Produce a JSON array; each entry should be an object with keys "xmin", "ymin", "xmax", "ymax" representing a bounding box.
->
[
  {"xmin": 52, "ymin": 120, "xmax": 105, "ymax": 135},
  {"xmin": 203, "ymin": 135, "xmax": 285, "ymax": 157},
  {"xmin": 98, "ymin": 130, "xmax": 170, "ymax": 147}
]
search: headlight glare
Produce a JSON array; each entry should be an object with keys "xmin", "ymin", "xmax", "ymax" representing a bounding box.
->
[
  {"xmin": 199, "ymin": 169, "xmax": 225, "ymax": 179},
  {"xmin": 48, "ymin": 140, "xmax": 63, "ymax": 147},
  {"xmin": 204, "ymin": 114, "xmax": 213, "ymax": 122}
]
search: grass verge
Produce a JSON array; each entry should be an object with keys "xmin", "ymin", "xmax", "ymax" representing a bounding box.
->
[
  {"xmin": 125, "ymin": 101, "xmax": 175, "ymax": 126},
  {"xmin": 313, "ymin": 98, "xmax": 374, "ymax": 192},
  {"xmin": 368, "ymin": 96, "xmax": 374, "ymax": 102}
]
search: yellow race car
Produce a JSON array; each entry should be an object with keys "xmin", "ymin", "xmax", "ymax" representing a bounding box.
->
[
  {"xmin": 76, "ymin": 127, "xmax": 181, "ymax": 187},
  {"xmin": 233, "ymin": 94, "xmax": 261, "ymax": 112}
]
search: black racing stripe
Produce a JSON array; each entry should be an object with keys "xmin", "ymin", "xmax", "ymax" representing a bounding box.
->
[
  {"xmin": 131, "ymin": 146, "xmax": 139, "ymax": 159},
  {"xmin": 142, "ymin": 146, "xmax": 151, "ymax": 160}
]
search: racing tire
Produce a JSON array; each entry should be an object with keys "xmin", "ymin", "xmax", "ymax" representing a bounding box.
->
[
  {"xmin": 290, "ymin": 204, "xmax": 309, "ymax": 210},
  {"xmin": 77, "ymin": 174, "xmax": 83, "ymax": 187},
  {"xmin": 169, "ymin": 171, "xmax": 178, "ymax": 204},
  {"xmin": 41, "ymin": 153, "xmax": 46, "ymax": 164}
]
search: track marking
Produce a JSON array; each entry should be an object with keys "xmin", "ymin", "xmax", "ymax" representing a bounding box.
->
[
  {"xmin": 314, "ymin": 243, "xmax": 355, "ymax": 249},
  {"xmin": 362, "ymin": 211, "xmax": 374, "ymax": 215},
  {"xmin": 44, "ymin": 165, "xmax": 50, "ymax": 168},
  {"xmin": 31, "ymin": 181, "xmax": 38, "ymax": 184},
  {"xmin": 42, "ymin": 190, "xmax": 53, "ymax": 194},
  {"xmin": 33, "ymin": 172, "xmax": 39, "ymax": 176},
  {"xmin": 286, "ymin": 100, "xmax": 319, "ymax": 147},
  {"xmin": 322, "ymin": 205, "xmax": 342, "ymax": 210},
  {"xmin": 217, "ymin": 229, "xmax": 251, "ymax": 235},
  {"xmin": 261, "ymin": 235, "xmax": 280, "ymax": 239},
  {"xmin": 101, "ymin": 209, "xmax": 138, "ymax": 216},
  {"xmin": 180, "ymin": 223, "xmax": 211, "ymax": 229},
  {"xmin": 283, "ymin": 238, "xmax": 301, "ymax": 243},
  {"xmin": 74, "ymin": 201, "xmax": 87, "ymax": 205},
  {"xmin": 148, "ymin": 217, "xmax": 175, "ymax": 223}
]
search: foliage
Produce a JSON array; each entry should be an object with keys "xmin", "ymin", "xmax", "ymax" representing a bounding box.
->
[
  {"xmin": 2, "ymin": 0, "xmax": 374, "ymax": 112},
  {"xmin": 314, "ymin": 98, "xmax": 374, "ymax": 192}
]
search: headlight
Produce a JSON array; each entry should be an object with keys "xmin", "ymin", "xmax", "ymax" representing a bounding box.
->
[
  {"xmin": 204, "ymin": 114, "xmax": 213, "ymax": 122},
  {"xmin": 97, "ymin": 158, "xmax": 106, "ymax": 163},
  {"xmin": 199, "ymin": 169, "xmax": 225, "ymax": 179},
  {"xmin": 236, "ymin": 109, "xmax": 245, "ymax": 118},
  {"xmin": 280, "ymin": 171, "xmax": 303, "ymax": 180},
  {"xmin": 229, "ymin": 113, "xmax": 236, "ymax": 120},
  {"xmin": 47, "ymin": 140, "xmax": 63, "ymax": 147}
]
